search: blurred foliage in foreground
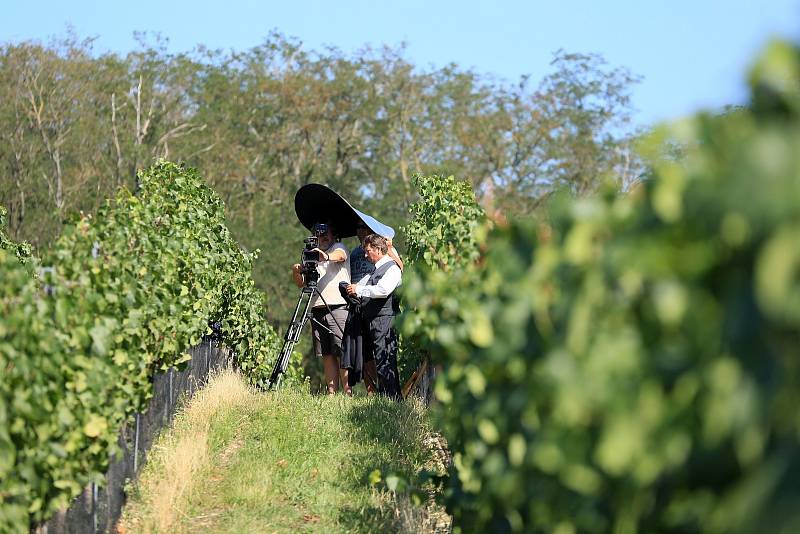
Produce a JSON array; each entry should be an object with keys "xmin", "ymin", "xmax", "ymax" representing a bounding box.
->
[{"xmin": 400, "ymin": 40, "xmax": 800, "ymax": 532}]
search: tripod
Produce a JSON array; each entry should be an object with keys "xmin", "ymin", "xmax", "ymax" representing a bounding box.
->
[{"xmin": 267, "ymin": 277, "xmax": 342, "ymax": 389}]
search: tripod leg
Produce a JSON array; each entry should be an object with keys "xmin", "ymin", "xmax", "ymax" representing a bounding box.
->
[{"xmin": 268, "ymin": 287, "xmax": 314, "ymax": 389}]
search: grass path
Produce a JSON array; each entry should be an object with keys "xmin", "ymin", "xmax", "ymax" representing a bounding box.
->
[{"xmin": 118, "ymin": 370, "xmax": 449, "ymax": 533}]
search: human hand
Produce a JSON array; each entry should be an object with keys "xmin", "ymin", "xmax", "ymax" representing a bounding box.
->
[
  {"xmin": 312, "ymin": 248, "xmax": 329, "ymax": 261},
  {"xmin": 346, "ymin": 284, "xmax": 358, "ymax": 296},
  {"xmin": 292, "ymin": 263, "xmax": 301, "ymax": 273}
]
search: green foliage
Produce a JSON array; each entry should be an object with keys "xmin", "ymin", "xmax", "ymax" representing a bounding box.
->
[
  {"xmin": 403, "ymin": 174, "xmax": 486, "ymax": 271},
  {"xmin": 494, "ymin": 50, "xmax": 642, "ymax": 211},
  {"xmin": 401, "ymin": 41, "xmax": 800, "ymax": 532},
  {"xmin": 0, "ymin": 34, "xmax": 640, "ymax": 329},
  {"xmin": 0, "ymin": 206, "xmax": 32, "ymax": 264},
  {"xmin": 281, "ymin": 350, "xmax": 311, "ymax": 388},
  {"xmin": 0, "ymin": 161, "xmax": 278, "ymax": 530},
  {"xmin": 398, "ymin": 174, "xmax": 485, "ymax": 382}
]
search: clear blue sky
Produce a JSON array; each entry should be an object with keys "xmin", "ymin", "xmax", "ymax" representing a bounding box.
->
[{"xmin": 3, "ymin": 0, "xmax": 799, "ymax": 127}]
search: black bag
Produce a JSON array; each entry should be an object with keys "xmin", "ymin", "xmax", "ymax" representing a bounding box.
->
[{"xmin": 338, "ymin": 281, "xmax": 362, "ymax": 308}]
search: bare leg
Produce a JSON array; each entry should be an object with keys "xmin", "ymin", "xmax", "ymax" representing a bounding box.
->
[
  {"xmin": 323, "ymin": 355, "xmax": 340, "ymax": 394},
  {"xmin": 341, "ymin": 368, "xmax": 353, "ymax": 396},
  {"xmin": 364, "ymin": 360, "xmax": 378, "ymax": 396}
]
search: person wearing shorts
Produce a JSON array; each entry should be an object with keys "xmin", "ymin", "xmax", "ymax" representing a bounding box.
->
[
  {"xmin": 311, "ymin": 306, "xmax": 349, "ymax": 359},
  {"xmin": 292, "ymin": 222, "xmax": 351, "ymax": 395}
]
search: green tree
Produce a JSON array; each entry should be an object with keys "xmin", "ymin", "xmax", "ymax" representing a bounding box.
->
[
  {"xmin": 493, "ymin": 51, "xmax": 642, "ymax": 214},
  {"xmin": 0, "ymin": 30, "xmax": 641, "ymax": 329}
]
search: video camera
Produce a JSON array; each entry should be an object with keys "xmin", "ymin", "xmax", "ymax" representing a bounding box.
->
[
  {"xmin": 299, "ymin": 223, "xmax": 329, "ymax": 285},
  {"xmin": 302, "ymin": 235, "xmax": 320, "ymax": 263}
]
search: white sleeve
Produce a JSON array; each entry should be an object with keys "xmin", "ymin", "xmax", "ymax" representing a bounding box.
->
[
  {"xmin": 327, "ymin": 242, "xmax": 347, "ymax": 262},
  {"xmin": 356, "ymin": 265, "xmax": 401, "ymax": 298}
]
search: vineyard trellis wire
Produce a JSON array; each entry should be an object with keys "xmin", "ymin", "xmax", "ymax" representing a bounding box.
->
[{"xmin": 37, "ymin": 341, "xmax": 231, "ymax": 534}]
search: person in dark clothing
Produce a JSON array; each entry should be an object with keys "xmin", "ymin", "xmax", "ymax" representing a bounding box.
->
[
  {"xmin": 345, "ymin": 220, "xmax": 404, "ymax": 394},
  {"xmin": 345, "ymin": 234, "xmax": 402, "ymax": 400}
]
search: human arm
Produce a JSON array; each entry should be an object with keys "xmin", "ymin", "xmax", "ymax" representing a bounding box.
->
[
  {"xmin": 386, "ymin": 241, "xmax": 404, "ymax": 271},
  {"xmin": 313, "ymin": 243, "xmax": 347, "ymax": 263},
  {"xmin": 291, "ymin": 263, "xmax": 304, "ymax": 288},
  {"xmin": 355, "ymin": 264, "xmax": 401, "ymax": 298}
]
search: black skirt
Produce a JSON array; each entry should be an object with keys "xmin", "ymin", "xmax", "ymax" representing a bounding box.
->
[{"xmin": 340, "ymin": 308, "xmax": 374, "ymax": 386}]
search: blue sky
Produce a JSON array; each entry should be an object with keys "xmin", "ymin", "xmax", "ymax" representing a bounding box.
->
[{"xmin": 2, "ymin": 0, "xmax": 799, "ymax": 127}]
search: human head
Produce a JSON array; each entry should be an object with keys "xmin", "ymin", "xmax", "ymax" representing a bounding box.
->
[
  {"xmin": 356, "ymin": 220, "xmax": 370, "ymax": 244},
  {"xmin": 363, "ymin": 234, "xmax": 388, "ymax": 263},
  {"xmin": 363, "ymin": 234, "xmax": 388, "ymax": 254},
  {"xmin": 313, "ymin": 221, "xmax": 337, "ymax": 249}
]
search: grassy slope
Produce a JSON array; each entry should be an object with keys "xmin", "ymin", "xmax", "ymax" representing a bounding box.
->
[{"xmin": 118, "ymin": 371, "xmax": 448, "ymax": 533}]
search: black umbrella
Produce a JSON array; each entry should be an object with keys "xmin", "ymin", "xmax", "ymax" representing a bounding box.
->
[{"xmin": 294, "ymin": 183, "xmax": 395, "ymax": 239}]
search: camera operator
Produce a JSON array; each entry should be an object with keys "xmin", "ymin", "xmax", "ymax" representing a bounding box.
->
[
  {"xmin": 291, "ymin": 222, "xmax": 351, "ymax": 395},
  {"xmin": 345, "ymin": 234, "xmax": 402, "ymax": 400}
]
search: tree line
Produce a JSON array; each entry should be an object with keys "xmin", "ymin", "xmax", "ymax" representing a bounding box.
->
[{"xmin": 0, "ymin": 30, "xmax": 642, "ymax": 325}]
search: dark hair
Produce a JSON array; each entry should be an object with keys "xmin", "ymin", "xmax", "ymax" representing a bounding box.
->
[
  {"xmin": 313, "ymin": 221, "xmax": 340, "ymax": 241},
  {"xmin": 363, "ymin": 234, "xmax": 388, "ymax": 254}
]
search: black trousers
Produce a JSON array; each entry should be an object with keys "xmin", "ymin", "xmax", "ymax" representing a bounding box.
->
[{"xmin": 365, "ymin": 315, "xmax": 401, "ymax": 400}]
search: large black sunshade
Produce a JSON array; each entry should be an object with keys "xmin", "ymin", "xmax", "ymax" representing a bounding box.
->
[{"xmin": 294, "ymin": 183, "xmax": 395, "ymax": 239}]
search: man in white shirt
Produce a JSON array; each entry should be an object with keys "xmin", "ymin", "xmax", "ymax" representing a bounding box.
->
[
  {"xmin": 346, "ymin": 234, "xmax": 402, "ymax": 399},
  {"xmin": 345, "ymin": 221, "xmax": 404, "ymax": 394}
]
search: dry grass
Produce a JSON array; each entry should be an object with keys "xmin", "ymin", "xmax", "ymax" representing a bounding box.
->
[
  {"xmin": 118, "ymin": 370, "xmax": 257, "ymax": 533},
  {"xmin": 147, "ymin": 430, "xmax": 208, "ymax": 532}
]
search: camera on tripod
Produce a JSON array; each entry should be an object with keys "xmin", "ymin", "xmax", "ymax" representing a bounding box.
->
[
  {"xmin": 299, "ymin": 223, "xmax": 328, "ymax": 285},
  {"xmin": 302, "ymin": 235, "xmax": 319, "ymax": 262},
  {"xmin": 270, "ymin": 183, "xmax": 386, "ymax": 390}
]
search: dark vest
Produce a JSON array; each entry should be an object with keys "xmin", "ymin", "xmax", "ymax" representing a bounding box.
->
[{"xmin": 361, "ymin": 259, "xmax": 399, "ymax": 319}]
